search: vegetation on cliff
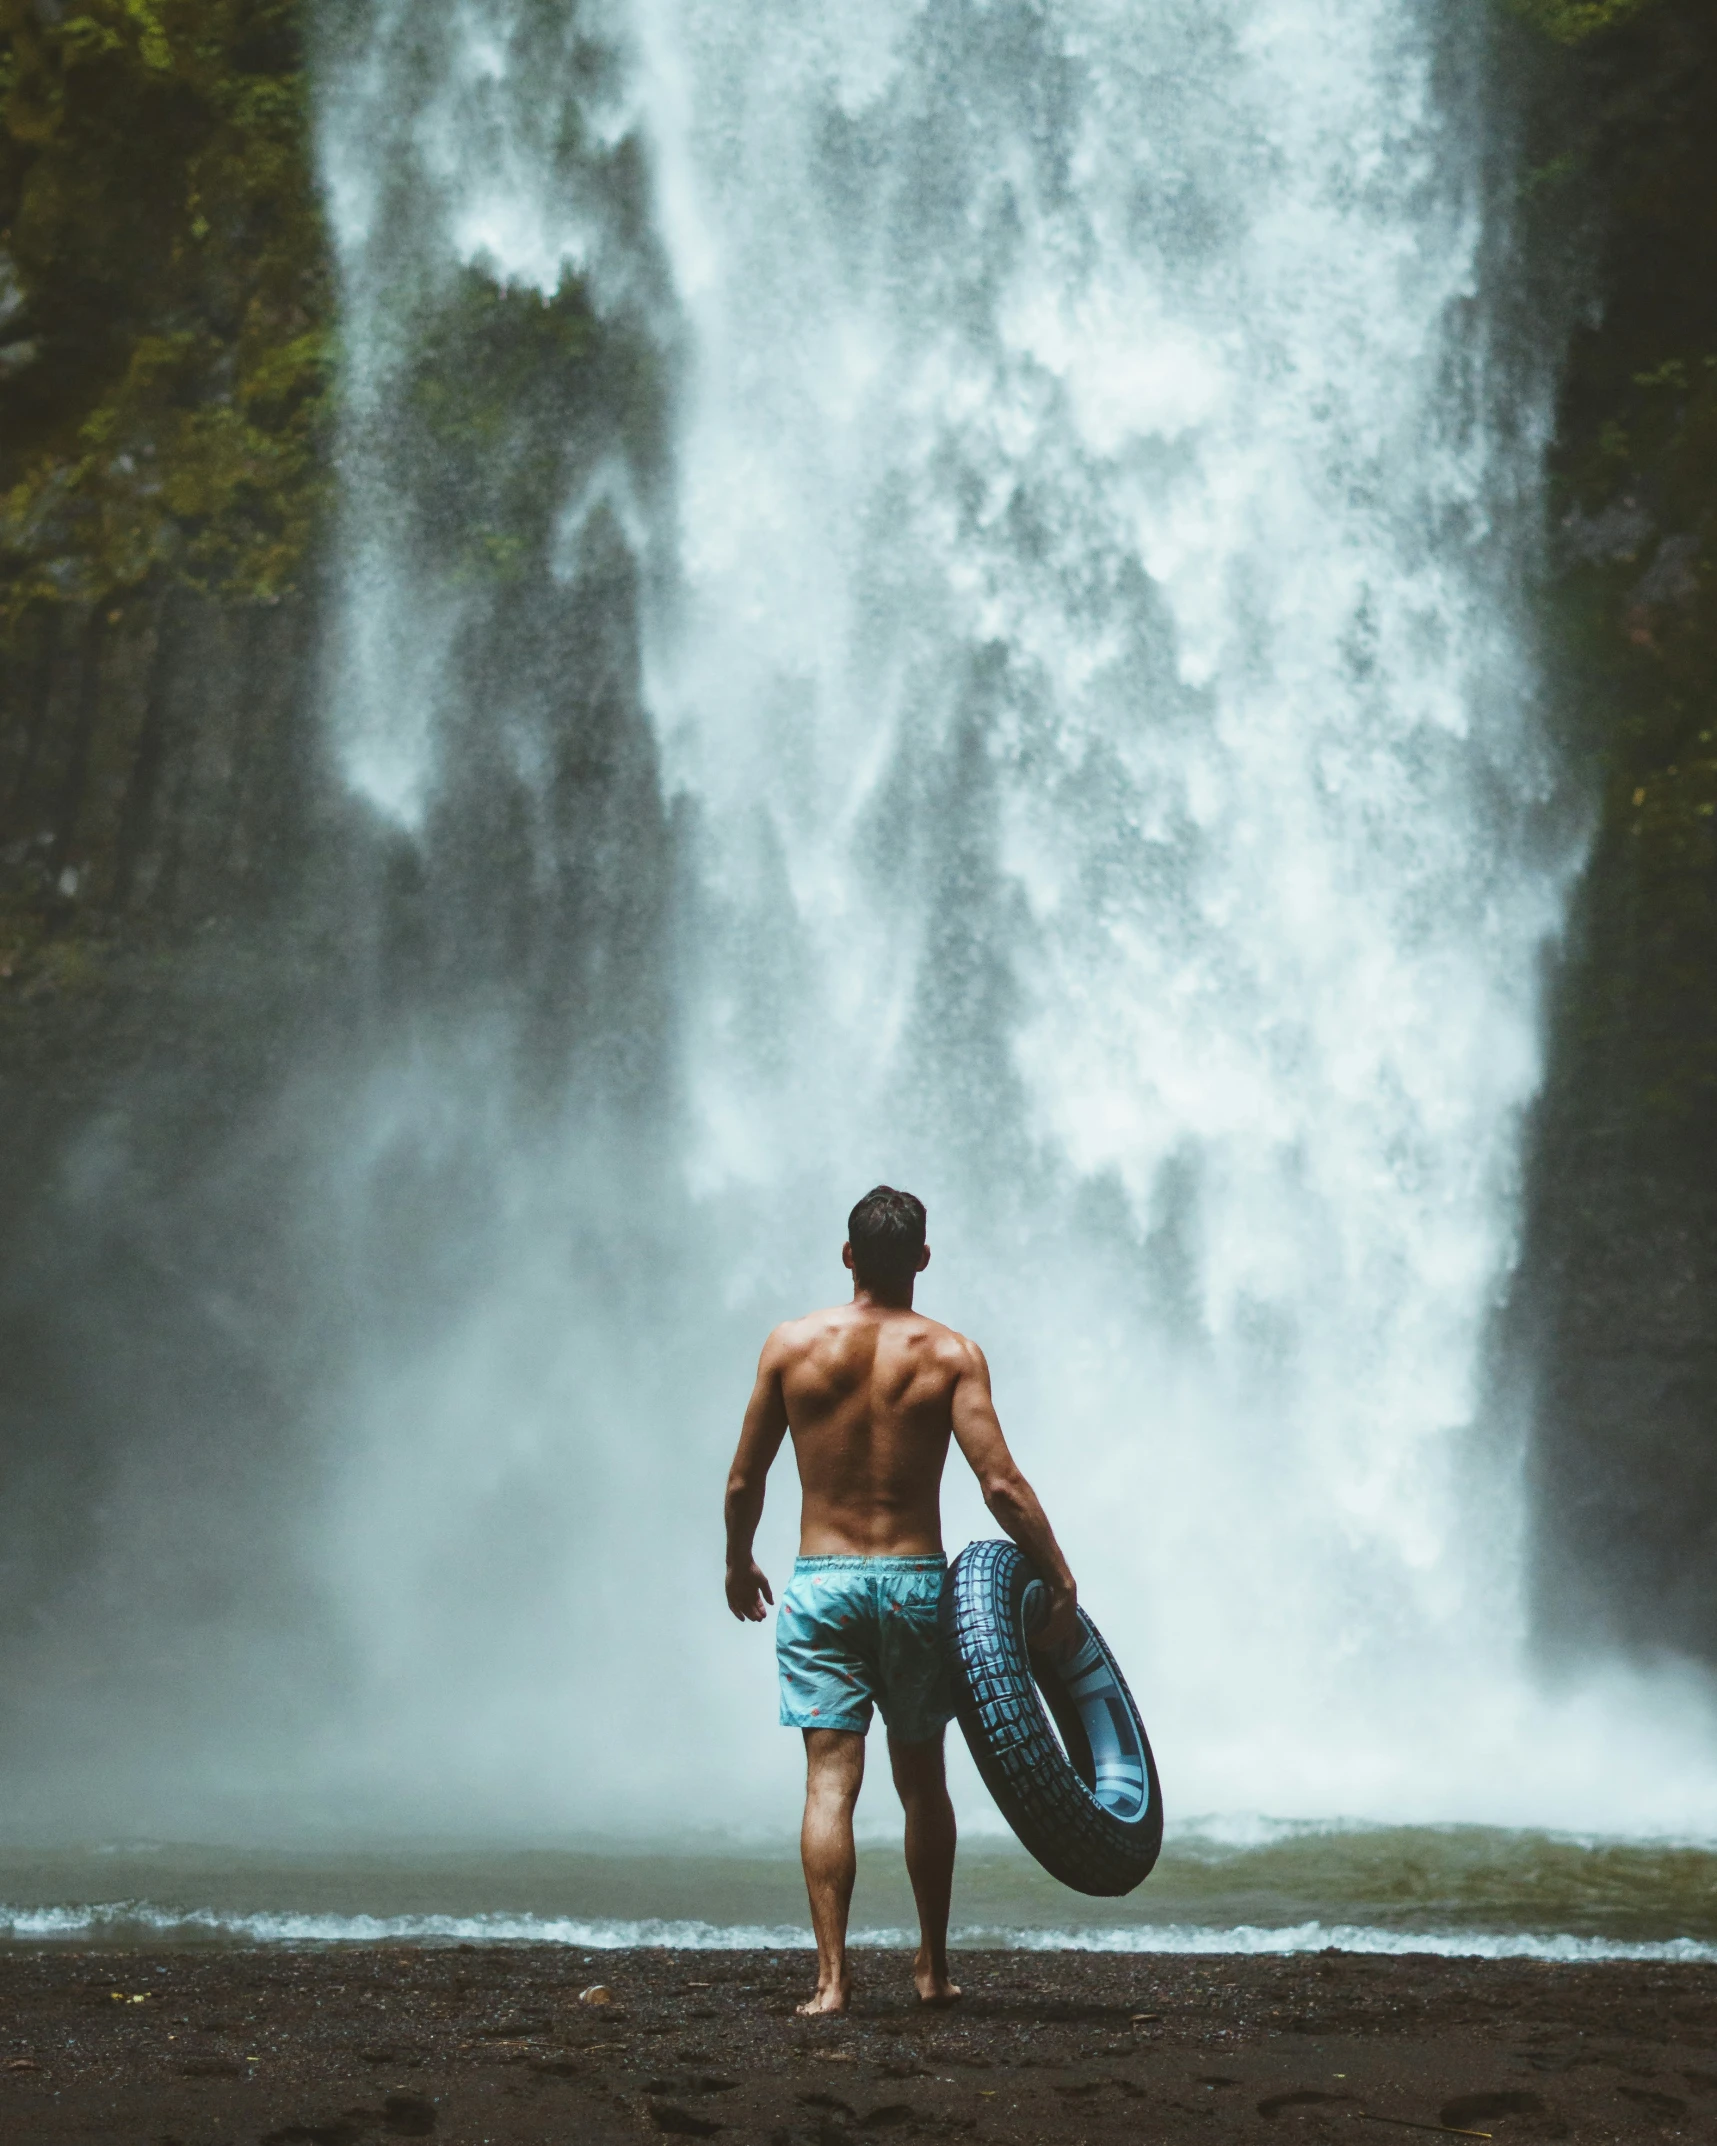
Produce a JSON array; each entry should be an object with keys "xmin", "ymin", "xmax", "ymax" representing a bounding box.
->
[
  {"xmin": 0, "ymin": 0, "xmax": 336, "ymax": 984},
  {"xmin": 1510, "ymin": 0, "xmax": 1717, "ymax": 1660},
  {"xmin": 0, "ymin": 0, "xmax": 646, "ymax": 993},
  {"xmin": 0, "ymin": 0, "xmax": 332, "ymax": 618},
  {"xmin": 1512, "ymin": 0, "xmax": 1657, "ymax": 44},
  {"xmin": 1525, "ymin": 0, "xmax": 1717, "ymax": 1126}
]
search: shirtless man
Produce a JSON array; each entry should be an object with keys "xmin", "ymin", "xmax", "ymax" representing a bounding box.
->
[{"xmin": 724, "ymin": 1185, "xmax": 1078, "ymax": 2017}]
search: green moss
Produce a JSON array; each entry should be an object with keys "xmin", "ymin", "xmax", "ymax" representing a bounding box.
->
[
  {"xmin": 0, "ymin": 0, "xmax": 333, "ymax": 624},
  {"xmin": 382, "ymin": 265, "xmax": 602, "ymax": 587},
  {"xmin": 1509, "ymin": 0, "xmax": 1659, "ymax": 44},
  {"xmin": 1516, "ymin": 0, "xmax": 1717, "ymax": 1121},
  {"xmin": 0, "ymin": 885, "xmax": 109, "ymax": 997}
]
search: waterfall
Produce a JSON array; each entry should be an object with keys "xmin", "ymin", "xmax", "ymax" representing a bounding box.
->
[{"xmin": 306, "ymin": 0, "xmax": 1709, "ymax": 1837}]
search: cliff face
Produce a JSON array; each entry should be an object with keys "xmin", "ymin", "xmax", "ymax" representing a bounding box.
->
[
  {"xmin": 0, "ymin": 1, "xmax": 1712, "ymax": 1672},
  {"xmin": 0, "ymin": 0, "xmax": 674, "ymax": 1718},
  {"xmin": 1514, "ymin": 0, "xmax": 1717, "ymax": 1661},
  {"xmin": 0, "ymin": 0, "xmax": 334, "ymax": 1002}
]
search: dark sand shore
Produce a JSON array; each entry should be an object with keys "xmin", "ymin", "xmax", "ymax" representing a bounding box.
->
[{"xmin": 1, "ymin": 1946, "xmax": 1713, "ymax": 2144}]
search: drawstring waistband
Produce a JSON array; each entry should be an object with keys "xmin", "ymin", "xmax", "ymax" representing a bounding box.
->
[{"xmin": 793, "ymin": 1554, "xmax": 946, "ymax": 1572}]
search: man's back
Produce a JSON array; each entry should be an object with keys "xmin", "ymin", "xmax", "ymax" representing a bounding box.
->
[{"xmin": 770, "ymin": 1301, "xmax": 972, "ymax": 1557}]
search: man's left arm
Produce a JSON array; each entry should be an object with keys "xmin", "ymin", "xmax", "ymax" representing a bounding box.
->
[{"xmin": 725, "ymin": 1332, "xmax": 791, "ymax": 1621}]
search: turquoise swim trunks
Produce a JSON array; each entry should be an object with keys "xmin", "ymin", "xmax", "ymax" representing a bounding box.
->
[{"xmin": 776, "ymin": 1554, "xmax": 952, "ymax": 1743}]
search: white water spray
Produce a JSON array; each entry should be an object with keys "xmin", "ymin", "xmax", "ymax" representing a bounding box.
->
[{"xmin": 309, "ymin": 0, "xmax": 1717, "ymax": 1839}]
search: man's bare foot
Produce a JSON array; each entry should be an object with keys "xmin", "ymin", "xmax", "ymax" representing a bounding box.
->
[
  {"xmin": 913, "ymin": 1954, "xmax": 962, "ymax": 2007},
  {"xmin": 796, "ymin": 1982, "xmax": 850, "ymax": 2017}
]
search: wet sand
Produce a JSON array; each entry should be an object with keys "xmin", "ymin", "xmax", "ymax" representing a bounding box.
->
[{"xmin": 1, "ymin": 1945, "xmax": 1713, "ymax": 2143}]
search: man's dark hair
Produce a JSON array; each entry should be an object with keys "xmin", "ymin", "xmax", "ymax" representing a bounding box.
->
[{"xmin": 847, "ymin": 1185, "xmax": 928, "ymax": 1291}]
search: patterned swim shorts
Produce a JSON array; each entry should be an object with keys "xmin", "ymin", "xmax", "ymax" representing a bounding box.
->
[{"xmin": 776, "ymin": 1554, "xmax": 953, "ymax": 1744}]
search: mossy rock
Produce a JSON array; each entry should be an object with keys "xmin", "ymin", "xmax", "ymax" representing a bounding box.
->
[
  {"xmin": 1509, "ymin": 0, "xmax": 1661, "ymax": 45},
  {"xmin": 0, "ymin": 0, "xmax": 334, "ymax": 622}
]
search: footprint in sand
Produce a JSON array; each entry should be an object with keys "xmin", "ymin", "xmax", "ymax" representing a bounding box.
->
[
  {"xmin": 1616, "ymin": 2086, "xmax": 1687, "ymax": 2120},
  {"xmin": 1439, "ymin": 2091, "xmax": 1546, "ymax": 2128},
  {"xmin": 649, "ymin": 2102, "xmax": 723, "ymax": 2138},
  {"xmin": 1258, "ymin": 2089, "xmax": 1359, "ymax": 2118}
]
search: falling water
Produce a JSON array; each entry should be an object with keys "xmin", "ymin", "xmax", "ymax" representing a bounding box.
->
[{"xmin": 301, "ymin": 0, "xmax": 1717, "ymax": 1848}]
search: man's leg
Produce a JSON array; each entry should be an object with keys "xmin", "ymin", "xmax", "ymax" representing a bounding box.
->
[
  {"xmin": 799, "ymin": 1728, "xmax": 866, "ymax": 2016},
  {"xmin": 888, "ymin": 1729, "xmax": 961, "ymax": 2005}
]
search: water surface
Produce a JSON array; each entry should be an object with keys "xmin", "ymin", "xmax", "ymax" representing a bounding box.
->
[{"xmin": 6, "ymin": 1825, "xmax": 1713, "ymax": 1958}]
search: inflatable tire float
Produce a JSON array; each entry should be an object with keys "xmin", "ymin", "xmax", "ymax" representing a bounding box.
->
[{"xmin": 942, "ymin": 1538, "xmax": 1162, "ymax": 1897}]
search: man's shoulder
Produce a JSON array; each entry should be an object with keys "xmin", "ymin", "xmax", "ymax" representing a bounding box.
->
[
  {"xmin": 893, "ymin": 1310, "xmax": 983, "ymax": 1370},
  {"xmin": 764, "ymin": 1304, "xmax": 849, "ymax": 1357},
  {"xmin": 764, "ymin": 1305, "xmax": 984, "ymax": 1370}
]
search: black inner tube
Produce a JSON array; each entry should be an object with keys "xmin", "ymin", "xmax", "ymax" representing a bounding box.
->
[{"xmin": 1022, "ymin": 1578, "xmax": 1151, "ymax": 1822}]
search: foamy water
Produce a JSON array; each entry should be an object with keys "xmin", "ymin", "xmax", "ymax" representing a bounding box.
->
[
  {"xmin": 4, "ymin": 1826, "xmax": 1713, "ymax": 1955},
  {"xmin": 3, "ymin": 1905, "xmax": 1712, "ymax": 1964}
]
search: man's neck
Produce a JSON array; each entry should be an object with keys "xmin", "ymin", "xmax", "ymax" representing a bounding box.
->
[{"xmin": 852, "ymin": 1281, "xmax": 915, "ymax": 1313}]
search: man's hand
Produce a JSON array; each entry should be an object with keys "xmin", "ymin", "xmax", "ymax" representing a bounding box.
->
[
  {"xmin": 727, "ymin": 1559, "xmax": 775, "ymax": 1623},
  {"xmin": 1031, "ymin": 1581, "xmax": 1080, "ymax": 1657}
]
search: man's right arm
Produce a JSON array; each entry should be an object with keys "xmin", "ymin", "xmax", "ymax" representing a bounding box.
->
[
  {"xmin": 724, "ymin": 1329, "xmax": 792, "ymax": 1622},
  {"xmin": 948, "ymin": 1339, "xmax": 1079, "ymax": 1651}
]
